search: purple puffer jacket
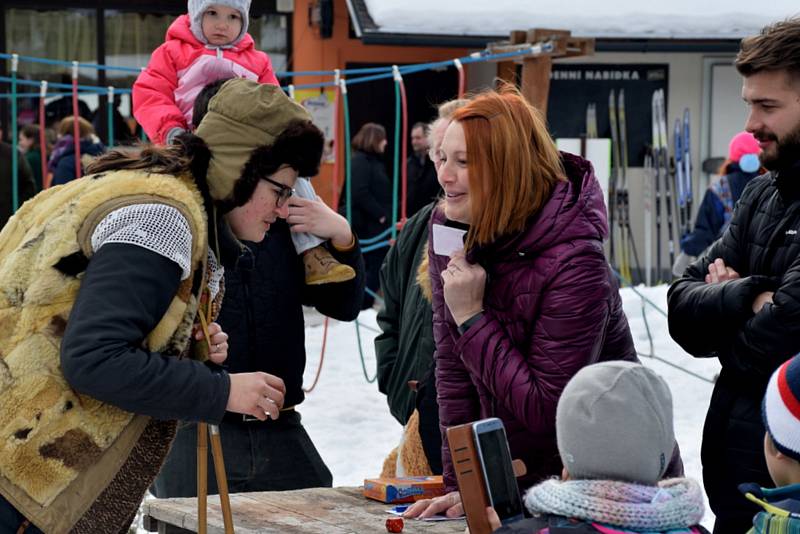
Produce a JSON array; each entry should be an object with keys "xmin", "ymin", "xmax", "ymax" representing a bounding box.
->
[{"xmin": 429, "ymin": 152, "xmax": 637, "ymax": 492}]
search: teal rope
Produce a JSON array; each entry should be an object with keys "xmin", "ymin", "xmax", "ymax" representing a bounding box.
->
[
  {"xmin": 354, "ymin": 319, "xmax": 377, "ymax": 383},
  {"xmin": 362, "ymin": 240, "xmax": 391, "ymax": 254},
  {"xmin": 360, "ymin": 227, "xmax": 392, "ymax": 245},
  {"xmin": 391, "ymin": 77, "xmax": 400, "ymax": 241},
  {"xmin": 11, "ymin": 60, "xmax": 19, "ymax": 212},
  {"xmin": 342, "ymin": 84, "xmax": 353, "ymax": 225}
]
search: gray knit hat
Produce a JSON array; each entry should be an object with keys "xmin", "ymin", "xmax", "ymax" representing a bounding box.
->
[
  {"xmin": 556, "ymin": 361, "xmax": 675, "ymax": 485},
  {"xmin": 188, "ymin": 0, "xmax": 251, "ymax": 47}
]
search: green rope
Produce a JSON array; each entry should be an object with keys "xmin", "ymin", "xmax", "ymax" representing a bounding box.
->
[
  {"xmin": 339, "ymin": 80, "xmax": 375, "ymax": 384},
  {"xmin": 106, "ymin": 88, "xmax": 115, "ymax": 149}
]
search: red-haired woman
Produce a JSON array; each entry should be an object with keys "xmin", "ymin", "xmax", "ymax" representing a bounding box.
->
[{"xmin": 406, "ymin": 86, "xmax": 647, "ymax": 520}]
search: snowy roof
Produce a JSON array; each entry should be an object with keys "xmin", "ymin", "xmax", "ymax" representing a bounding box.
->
[{"xmin": 357, "ymin": 0, "xmax": 800, "ymax": 40}]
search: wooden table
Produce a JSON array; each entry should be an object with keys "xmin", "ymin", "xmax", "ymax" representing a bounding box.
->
[{"xmin": 142, "ymin": 486, "xmax": 466, "ymax": 533}]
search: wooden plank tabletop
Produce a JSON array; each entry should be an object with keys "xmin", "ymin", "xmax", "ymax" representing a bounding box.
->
[{"xmin": 143, "ymin": 486, "xmax": 467, "ymax": 533}]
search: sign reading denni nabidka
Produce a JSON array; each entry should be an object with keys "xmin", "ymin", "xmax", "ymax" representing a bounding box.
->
[{"xmin": 547, "ymin": 64, "xmax": 668, "ymax": 167}]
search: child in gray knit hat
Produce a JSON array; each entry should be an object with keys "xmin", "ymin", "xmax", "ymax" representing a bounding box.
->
[
  {"xmin": 133, "ymin": 2, "xmax": 356, "ymax": 286},
  {"xmin": 490, "ymin": 361, "xmax": 709, "ymax": 534}
]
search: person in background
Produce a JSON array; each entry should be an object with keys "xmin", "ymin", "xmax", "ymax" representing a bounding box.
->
[
  {"xmin": 92, "ymin": 94, "xmax": 138, "ymax": 146},
  {"xmin": 668, "ymin": 18, "xmax": 800, "ymax": 532},
  {"xmin": 375, "ymin": 98, "xmax": 467, "ymax": 478},
  {"xmin": 48, "ymin": 115, "xmax": 105, "ymax": 186},
  {"xmin": 0, "ymin": 135, "xmax": 36, "ymax": 228},
  {"xmin": 673, "ymin": 131, "xmax": 762, "ymax": 276},
  {"xmin": 738, "ymin": 354, "xmax": 800, "ymax": 533},
  {"xmin": 490, "ymin": 362, "xmax": 707, "ymax": 534},
  {"xmin": 406, "ymin": 121, "xmax": 440, "ymax": 218},
  {"xmin": 18, "ymin": 124, "xmax": 47, "ymax": 191},
  {"xmin": 341, "ymin": 122, "xmax": 392, "ymax": 309}
]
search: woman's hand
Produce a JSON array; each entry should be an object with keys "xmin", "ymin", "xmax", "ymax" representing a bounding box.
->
[
  {"xmin": 226, "ymin": 372, "xmax": 286, "ymax": 421},
  {"xmin": 194, "ymin": 321, "xmax": 229, "ymax": 364},
  {"xmin": 286, "ymin": 195, "xmax": 353, "ymax": 248},
  {"xmin": 442, "ymin": 252, "xmax": 486, "ymax": 326},
  {"xmin": 403, "ymin": 490, "xmax": 463, "ymax": 520}
]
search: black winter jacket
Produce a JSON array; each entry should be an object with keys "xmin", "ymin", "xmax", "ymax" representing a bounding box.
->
[
  {"xmin": 216, "ymin": 219, "xmax": 365, "ymax": 409},
  {"xmin": 668, "ymin": 163, "xmax": 800, "ymax": 530},
  {"xmin": 62, "ymin": 243, "xmax": 230, "ymax": 423},
  {"xmin": 405, "ymin": 154, "xmax": 440, "ymax": 218},
  {"xmin": 341, "ymin": 150, "xmax": 391, "ymax": 241},
  {"xmin": 375, "ymin": 202, "xmax": 436, "ymax": 424},
  {"xmin": 51, "ymin": 138, "xmax": 106, "ymax": 186}
]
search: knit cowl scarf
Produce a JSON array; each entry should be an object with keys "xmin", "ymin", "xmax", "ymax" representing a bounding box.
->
[{"xmin": 524, "ymin": 477, "xmax": 705, "ymax": 532}]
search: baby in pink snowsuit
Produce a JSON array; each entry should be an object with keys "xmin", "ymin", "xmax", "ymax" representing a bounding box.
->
[{"xmin": 134, "ymin": 0, "xmax": 356, "ymax": 286}]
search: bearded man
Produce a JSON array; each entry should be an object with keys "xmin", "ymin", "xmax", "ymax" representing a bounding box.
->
[{"xmin": 668, "ymin": 17, "xmax": 800, "ymax": 534}]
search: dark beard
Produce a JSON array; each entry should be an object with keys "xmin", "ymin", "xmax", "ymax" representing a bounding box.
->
[{"xmin": 760, "ymin": 122, "xmax": 800, "ymax": 171}]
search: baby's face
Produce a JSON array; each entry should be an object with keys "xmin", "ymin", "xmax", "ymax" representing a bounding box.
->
[{"xmin": 202, "ymin": 4, "xmax": 243, "ymax": 46}]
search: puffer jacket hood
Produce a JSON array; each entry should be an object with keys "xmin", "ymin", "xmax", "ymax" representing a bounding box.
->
[
  {"xmin": 467, "ymin": 152, "xmax": 608, "ymax": 265},
  {"xmin": 166, "ymin": 14, "xmax": 255, "ymax": 51}
]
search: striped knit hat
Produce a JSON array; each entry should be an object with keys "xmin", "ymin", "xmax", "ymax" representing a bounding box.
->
[{"xmin": 763, "ymin": 355, "xmax": 800, "ymax": 462}]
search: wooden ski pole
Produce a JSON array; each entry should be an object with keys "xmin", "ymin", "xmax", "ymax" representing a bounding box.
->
[
  {"xmin": 210, "ymin": 424, "xmax": 235, "ymax": 533},
  {"xmin": 197, "ymin": 422, "xmax": 208, "ymax": 534}
]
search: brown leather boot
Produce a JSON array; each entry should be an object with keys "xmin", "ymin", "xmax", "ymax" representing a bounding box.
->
[{"xmin": 303, "ymin": 245, "xmax": 356, "ymax": 285}]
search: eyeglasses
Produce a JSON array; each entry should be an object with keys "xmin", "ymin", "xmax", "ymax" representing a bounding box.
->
[{"xmin": 262, "ymin": 176, "xmax": 295, "ymax": 207}]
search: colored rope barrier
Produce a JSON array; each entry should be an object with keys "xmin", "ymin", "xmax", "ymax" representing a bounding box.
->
[
  {"xmin": 38, "ymin": 81, "xmax": 48, "ymax": 188},
  {"xmin": 10, "ymin": 54, "xmax": 18, "ymax": 211},
  {"xmin": 71, "ymin": 61, "xmax": 82, "ymax": 180}
]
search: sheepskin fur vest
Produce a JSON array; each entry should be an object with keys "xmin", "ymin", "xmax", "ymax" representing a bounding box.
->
[{"xmin": 0, "ymin": 169, "xmax": 208, "ymax": 533}]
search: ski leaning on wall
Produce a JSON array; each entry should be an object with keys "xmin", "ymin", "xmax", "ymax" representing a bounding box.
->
[
  {"xmin": 644, "ymin": 89, "xmax": 694, "ymax": 285},
  {"xmin": 647, "ymin": 89, "xmax": 675, "ymax": 284}
]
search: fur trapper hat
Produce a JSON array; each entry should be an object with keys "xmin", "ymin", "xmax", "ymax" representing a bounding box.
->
[{"xmin": 194, "ymin": 79, "xmax": 324, "ymax": 207}]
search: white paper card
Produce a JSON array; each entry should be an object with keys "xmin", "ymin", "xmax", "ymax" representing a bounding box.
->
[{"xmin": 432, "ymin": 223, "xmax": 467, "ymax": 257}]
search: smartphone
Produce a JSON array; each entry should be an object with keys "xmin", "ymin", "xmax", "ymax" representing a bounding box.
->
[{"xmin": 472, "ymin": 418, "xmax": 524, "ymax": 525}]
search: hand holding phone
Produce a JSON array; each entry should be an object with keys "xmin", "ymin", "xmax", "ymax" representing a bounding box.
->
[{"xmin": 472, "ymin": 418, "xmax": 524, "ymax": 526}]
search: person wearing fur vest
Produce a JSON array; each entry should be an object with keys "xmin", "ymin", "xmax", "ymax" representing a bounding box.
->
[{"xmin": 0, "ymin": 79, "xmax": 323, "ymax": 533}]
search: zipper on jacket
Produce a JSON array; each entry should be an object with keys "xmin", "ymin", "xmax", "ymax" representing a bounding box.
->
[{"xmin": 216, "ymin": 47, "xmax": 223, "ymax": 60}]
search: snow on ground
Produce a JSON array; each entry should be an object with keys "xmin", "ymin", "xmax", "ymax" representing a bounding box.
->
[
  {"xmin": 362, "ymin": 0, "xmax": 800, "ymax": 39},
  {"xmin": 300, "ymin": 284, "xmax": 719, "ymax": 527}
]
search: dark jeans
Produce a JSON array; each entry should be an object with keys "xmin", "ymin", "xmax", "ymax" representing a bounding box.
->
[
  {"xmin": 151, "ymin": 410, "xmax": 332, "ymax": 497},
  {"xmin": 0, "ymin": 495, "xmax": 44, "ymax": 534}
]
